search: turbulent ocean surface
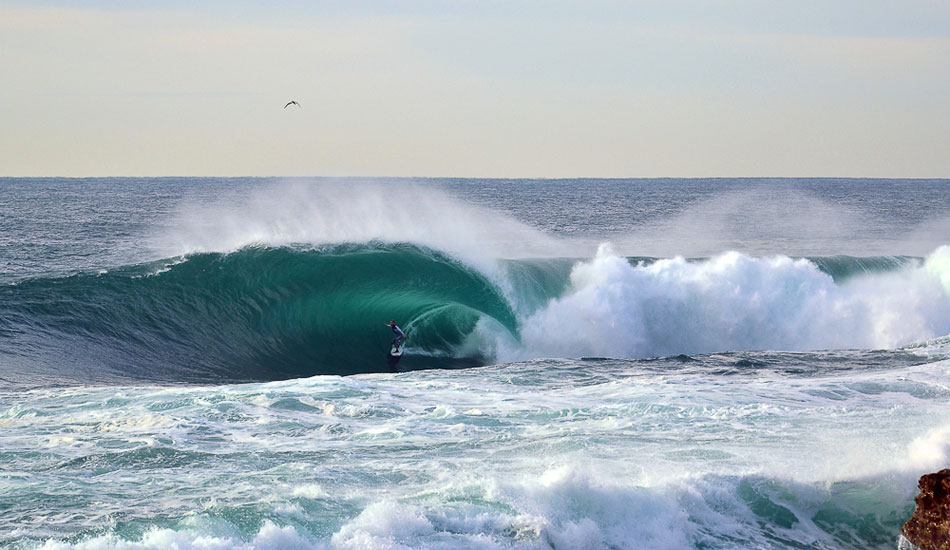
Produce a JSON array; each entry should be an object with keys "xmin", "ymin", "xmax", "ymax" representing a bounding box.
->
[{"xmin": 2, "ymin": 177, "xmax": 950, "ymax": 549}]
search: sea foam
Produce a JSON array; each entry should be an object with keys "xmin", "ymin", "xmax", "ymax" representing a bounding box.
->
[{"xmin": 513, "ymin": 245, "xmax": 950, "ymax": 360}]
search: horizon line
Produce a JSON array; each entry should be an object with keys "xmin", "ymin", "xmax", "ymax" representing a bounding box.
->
[{"xmin": 2, "ymin": 175, "xmax": 949, "ymax": 181}]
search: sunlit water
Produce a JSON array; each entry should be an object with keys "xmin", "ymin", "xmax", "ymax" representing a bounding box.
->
[{"xmin": 2, "ymin": 178, "xmax": 950, "ymax": 549}]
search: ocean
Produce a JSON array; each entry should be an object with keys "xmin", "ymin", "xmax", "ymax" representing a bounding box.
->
[{"xmin": 1, "ymin": 177, "xmax": 949, "ymax": 549}]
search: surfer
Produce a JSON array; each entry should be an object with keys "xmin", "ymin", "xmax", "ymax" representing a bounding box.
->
[{"xmin": 387, "ymin": 320, "xmax": 406, "ymax": 351}]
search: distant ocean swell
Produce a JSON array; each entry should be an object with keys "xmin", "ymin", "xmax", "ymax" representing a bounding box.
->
[{"xmin": 1, "ymin": 243, "xmax": 948, "ymax": 383}]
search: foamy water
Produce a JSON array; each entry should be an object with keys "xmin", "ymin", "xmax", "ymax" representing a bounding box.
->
[
  {"xmin": 512, "ymin": 245, "xmax": 950, "ymax": 360},
  {"xmin": 4, "ymin": 357, "xmax": 949, "ymax": 549},
  {"xmin": 3, "ymin": 177, "xmax": 950, "ymax": 549}
]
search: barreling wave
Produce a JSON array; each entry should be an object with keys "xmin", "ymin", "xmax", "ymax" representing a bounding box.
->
[
  {"xmin": 0, "ymin": 244, "xmax": 520, "ymax": 383},
  {"xmin": 1, "ymin": 243, "xmax": 949, "ymax": 385}
]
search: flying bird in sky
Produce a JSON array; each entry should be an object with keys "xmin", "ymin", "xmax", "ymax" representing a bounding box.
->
[{"xmin": 284, "ymin": 100, "xmax": 301, "ymax": 109}]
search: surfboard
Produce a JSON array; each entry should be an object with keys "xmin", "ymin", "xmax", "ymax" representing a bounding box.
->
[{"xmin": 387, "ymin": 345, "xmax": 403, "ymax": 373}]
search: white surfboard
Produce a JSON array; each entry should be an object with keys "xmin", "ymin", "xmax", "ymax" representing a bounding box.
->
[{"xmin": 390, "ymin": 345, "xmax": 403, "ymax": 357}]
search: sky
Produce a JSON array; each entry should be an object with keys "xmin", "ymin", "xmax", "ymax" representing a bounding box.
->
[{"xmin": 1, "ymin": 1, "xmax": 948, "ymax": 177}]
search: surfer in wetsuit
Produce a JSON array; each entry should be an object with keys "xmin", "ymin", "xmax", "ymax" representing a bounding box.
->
[{"xmin": 388, "ymin": 320, "xmax": 406, "ymax": 350}]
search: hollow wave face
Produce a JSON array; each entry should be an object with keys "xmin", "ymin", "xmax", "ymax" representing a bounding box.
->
[
  {"xmin": 0, "ymin": 245, "xmax": 519, "ymax": 383},
  {"xmin": 2, "ymin": 241, "xmax": 950, "ymax": 384}
]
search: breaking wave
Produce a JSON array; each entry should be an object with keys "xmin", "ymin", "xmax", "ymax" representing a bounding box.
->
[{"xmin": 1, "ymin": 241, "xmax": 949, "ymax": 384}]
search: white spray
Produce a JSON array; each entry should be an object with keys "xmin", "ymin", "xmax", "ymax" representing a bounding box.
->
[{"xmin": 513, "ymin": 245, "xmax": 950, "ymax": 360}]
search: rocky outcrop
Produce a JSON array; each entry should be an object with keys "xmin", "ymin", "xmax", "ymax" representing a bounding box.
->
[{"xmin": 902, "ymin": 469, "xmax": 950, "ymax": 550}]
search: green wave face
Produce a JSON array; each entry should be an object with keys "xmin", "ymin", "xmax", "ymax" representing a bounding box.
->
[
  {"xmin": 0, "ymin": 246, "xmax": 933, "ymax": 386},
  {"xmin": 0, "ymin": 245, "xmax": 522, "ymax": 382}
]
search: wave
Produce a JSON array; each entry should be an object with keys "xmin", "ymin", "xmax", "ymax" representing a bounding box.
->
[
  {"xmin": 0, "ymin": 245, "xmax": 517, "ymax": 383},
  {"xmin": 1, "ymin": 244, "xmax": 949, "ymax": 383},
  {"xmin": 516, "ymin": 245, "xmax": 950, "ymax": 361}
]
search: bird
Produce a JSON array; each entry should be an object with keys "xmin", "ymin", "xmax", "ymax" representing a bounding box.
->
[{"xmin": 284, "ymin": 100, "xmax": 301, "ymax": 109}]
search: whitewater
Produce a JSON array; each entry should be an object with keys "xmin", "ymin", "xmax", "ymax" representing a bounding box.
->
[{"xmin": 2, "ymin": 177, "xmax": 950, "ymax": 549}]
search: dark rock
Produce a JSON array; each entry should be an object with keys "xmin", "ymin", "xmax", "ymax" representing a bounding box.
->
[{"xmin": 902, "ymin": 469, "xmax": 950, "ymax": 550}]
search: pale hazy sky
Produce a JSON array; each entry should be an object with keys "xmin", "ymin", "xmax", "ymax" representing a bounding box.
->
[{"xmin": 2, "ymin": 1, "xmax": 948, "ymax": 177}]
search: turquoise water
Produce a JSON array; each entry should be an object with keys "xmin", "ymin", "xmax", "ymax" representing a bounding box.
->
[
  {"xmin": 3, "ymin": 358, "xmax": 948, "ymax": 549},
  {"xmin": 2, "ymin": 178, "xmax": 950, "ymax": 549}
]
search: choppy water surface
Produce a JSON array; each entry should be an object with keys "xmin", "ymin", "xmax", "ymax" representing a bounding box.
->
[
  {"xmin": 4, "ymin": 357, "xmax": 950, "ymax": 549},
  {"xmin": 1, "ymin": 178, "xmax": 950, "ymax": 549}
]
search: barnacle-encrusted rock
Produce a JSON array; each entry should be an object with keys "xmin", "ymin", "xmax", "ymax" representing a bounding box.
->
[{"xmin": 902, "ymin": 469, "xmax": 950, "ymax": 550}]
